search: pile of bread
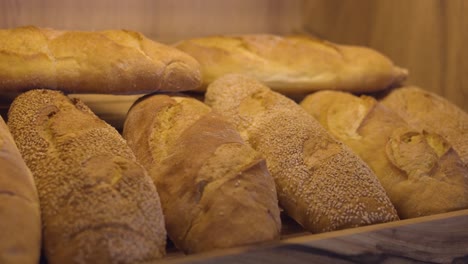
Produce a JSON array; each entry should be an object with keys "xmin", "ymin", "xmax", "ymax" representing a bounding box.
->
[{"xmin": 1, "ymin": 26, "xmax": 467, "ymax": 264}]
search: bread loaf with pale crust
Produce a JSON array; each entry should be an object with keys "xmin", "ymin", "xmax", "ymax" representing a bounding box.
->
[
  {"xmin": 381, "ymin": 86, "xmax": 468, "ymax": 167},
  {"xmin": 175, "ymin": 34, "xmax": 407, "ymax": 94},
  {"xmin": 300, "ymin": 90, "xmax": 468, "ymax": 218},
  {"xmin": 0, "ymin": 116, "xmax": 41, "ymax": 264},
  {"xmin": 123, "ymin": 94, "xmax": 281, "ymax": 254},
  {"xmin": 7, "ymin": 89, "xmax": 166, "ymax": 264},
  {"xmin": 0, "ymin": 26, "xmax": 201, "ymax": 94},
  {"xmin": 205, "ymin": 74, "xmax": 399, "ymax": 233}
]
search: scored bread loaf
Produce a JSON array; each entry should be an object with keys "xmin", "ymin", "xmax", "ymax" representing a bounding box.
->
[
  {"xmin": 381, "ymin": 86, "xmax": 468, "ymax": 167},
  {"xmin": 123, "ymin": 94, "xmax": 281, "ymax": 254},
  {"xmin": 205, "ymin": 74, "xmax": 399, "ymax": 233},
  {"xmin": 300, "ymin": 91, "xmax": 468, "ymax": 218},
  {"xmin": 174, "ymin": 34, "xmax": 408, "ymax": 94},
  {"xmin": 0, "ymin": 26, "xmax": 201, "ymax": 94},
  {"xmin": 7, "ymin": 89, "xmax": 166, "ymax": 264},
  {"xmin": 0, "ymin": 116, "xmax": 41, "ymax": 264}
]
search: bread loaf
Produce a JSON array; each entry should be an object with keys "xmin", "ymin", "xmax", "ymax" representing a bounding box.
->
[
  {"xmin": 0, "ymin": 116, "xmax": 41, "ymax": 264},
  {"xmin": 381, "ymin": 86, "xmax": 468, "ymax": 167},
  {"xmin": 205, "ymin": 74, "xmax": 399, "ymax": 233},
  {"xmin": 123, "ymin": 94, "xmax": 281, "ymax": 254},
  {"xmin": 174, "ymin": 34, "xmax": 408, "ymax": 94},
  {"xmin": 7, "ymin": 89, "xmax": 166, "ymax": 264},
  {"xmin": 0, "ymin": 26, "xmax": 201, "ymax": 94},
  {"xmin": 300, "ymin": 91, "xmax": 468, "ymax": 218}
]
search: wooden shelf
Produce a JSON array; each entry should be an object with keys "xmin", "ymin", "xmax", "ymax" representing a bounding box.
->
[{"xmin": 162, "ymin": 209, "xmax": 468, "ymax": 263}]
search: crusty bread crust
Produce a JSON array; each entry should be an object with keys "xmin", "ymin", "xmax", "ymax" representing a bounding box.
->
[
  {"xmin": 7, "ymin": 89, "xmax": 166, "ymax": 264},
  {"xmin": 381, "ymin": 86, "xmax": 468, "ymax": 167},
  {"xmin": 301, "ymin": 90, "xmax": 468, "ymax": 218},
  {"xmin": 0, "ymin": 26, "xmax": 202, "ymax": 94},
  {"xmin": 123, "ymin": 94, "xmax": 281, "ymax": 254},
  {"xmin": 0, "ymin": 116, "xmax": 41, "ymax": 264},
  {"xmin": 175, "ymin": 34, "xmax": 407, "ymax": 93},
  {"xmin": 205, "ymin": 74, "xmax": 399, "ymax": 233}
]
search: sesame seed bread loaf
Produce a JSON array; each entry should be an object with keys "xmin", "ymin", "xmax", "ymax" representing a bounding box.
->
[
  {"xmin": 381, "ymin": 86, "xmax": 468, "ymax": 167},
  {"xmin": 300, "ymin": 91, "xmax": 468, "ymax": 218},
  {"xmin": 174, "ymin": 34, "xmax": 408, "ymax": 94},
  {"xmin": 0, "ymin": 26, "xmax": 201, "ymax": 94},
  {"xmin": 204, "ymin": 74, "xmax": 399, "ymax": 233},
  {"xmin": 0, "ymin": 116, "xmax": 41, "ymax": 264},
  {"xmin": 123, "ymin": 94, "xmax": 281, "ymax": 254},
  {"xmin": 7, "ymin": 89, "xmax": 166, "ymax": 264}
]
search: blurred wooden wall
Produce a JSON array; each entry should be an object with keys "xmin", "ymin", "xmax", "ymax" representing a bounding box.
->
[
  {"xmin": 0, "ymin": 0, "xmax": 302, "ymax": 43},
  {"xmin": 303, "ymin": 0, "xmax": 468, "ymax": 112}
]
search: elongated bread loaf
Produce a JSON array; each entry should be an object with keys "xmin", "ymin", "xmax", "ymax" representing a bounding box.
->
[
  {"xmin": 7, "ymin": 90, "xmax": 166, "ymax": 264},
  {"xmin": 0, "ymin": 26, "xmax": 201, "ymax": 94},
  {"xmin": 381, "ymin": 86, "xmax": 468, "ymax": 167},
  {"xmin": 123, "ymin": 94, "xmax": 281, "ymax": 254},
  {"xmin": 175, "ymin": 34, "xmax": 407, "ymax": 94},
  {"xmin": 0, "ymin": 116, "xmax": 41, "ymax": 264},
  {"xmin": 300, "ymin": 91, "xmax": 468, "ymax": 218},
  {"xmin": 205, "ymin": 74, "xmax": 399, "ymax": 233}
]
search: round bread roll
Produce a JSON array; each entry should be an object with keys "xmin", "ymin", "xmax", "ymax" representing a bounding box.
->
[
  {"xmin": 0, "ymin": 26, "xmax": 201, "ymax": 94},
  {"xmin": 381, "ymin": 86, "xmax": 468, "ymax": 167},
  {"xmin": 205, "ymin": 74, "xmax": 399, "ymax": 233},
  {"xmin": 7, "ymin": 89, "xmax": 166, "ymax": 264},
  {"xmin": 0, "ymin": 116, "xmax": 41, "ymax": 264},
  {"xmin": 301, "ymin": 90, "xmax": 468, "ymax": 218}
]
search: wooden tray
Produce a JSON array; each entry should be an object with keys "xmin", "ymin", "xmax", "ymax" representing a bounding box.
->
[{"xmin": 163, "ymin": 209, "xmax": 468, "ymax": 264}]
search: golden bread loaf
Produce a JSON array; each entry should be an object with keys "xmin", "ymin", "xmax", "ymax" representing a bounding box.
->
[
  {"xmin": 205, "ymin": 74, "xmax": 399, "ymax": 233},
  {"xmin": 0, "ymin": 26, "xmax": 201, "ymax": 94},
  {"xmin": 7, "ymin": 90, "xmax": 166, "ymax": 264},
  {"xmin": 123, "ymin": 94, "xmax": 281, "ymax": 254},
  {"xmin": 300, "ymin": 91, "xmax": 468, "ymax": 218},
  {"xmin": 175, "ymin": 34, "xmax": 408, "ymax": 94},
  {"xmin": 0, "ymin": 116, "xmax": 41, "ymax": 264},
  {"xmin": 381, "ymin": 86, "xmax": 468, "ymax": 167}
]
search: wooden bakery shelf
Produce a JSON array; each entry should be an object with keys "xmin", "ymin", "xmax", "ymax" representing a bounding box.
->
[
  {"xmin": 162, "ymin": 209, "xmax": 468, "ymax": 263},
  {"xmin": 1, "ymin": 1, "xmax": 467, "ymax": 264}
]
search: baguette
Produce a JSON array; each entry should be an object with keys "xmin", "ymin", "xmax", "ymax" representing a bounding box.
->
[
  {"xmin": 381, "ymin": 86, "xmax": 468, "ymax": 167},
  {"xmin": 7, "ymin": 89, "xmax": 166, "ymax": 264},
  {"xmin": 123, "ymin": 94, "xmax": 281, "ymax": 254},
  {"xmin": 300, "ymin": 91, "xmax": 468, "ymax": 218},
  {"xmin": 0, "ymin": 26, "xmax": 201, "ymax": 94},
  {"xmin": 205, "ymin": 74, "xmax": 399, "ymax": 233},
  {"xmin": 0, "ymin": 116, "xmax": 41, "ymax": 264},
  {"xmin": 174, "ymin": 34, "xmax": 407, "ymax": 94}
]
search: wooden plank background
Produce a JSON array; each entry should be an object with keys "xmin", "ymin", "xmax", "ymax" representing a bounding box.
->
[
  {"xmin": 303, "ymin": 0, "xmax": 468, "ymax": 112},
  {"xmin": 0, "ymin": 0, "xmax": 466, "ymax": 112},
  {"xmin": 0, "ymin": 0, "xmax": 302, "ymax": 43}
]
